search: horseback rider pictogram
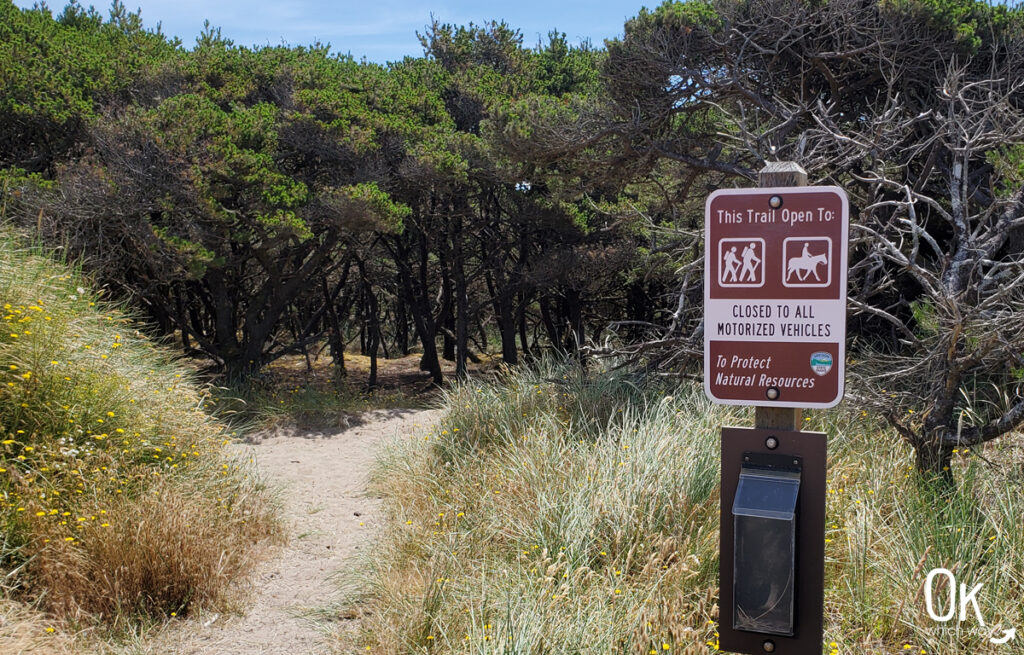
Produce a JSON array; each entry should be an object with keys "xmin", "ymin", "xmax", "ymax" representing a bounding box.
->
[{"xmin": 785, "ymin": 240, "xmax": 829, "ymax": 283}]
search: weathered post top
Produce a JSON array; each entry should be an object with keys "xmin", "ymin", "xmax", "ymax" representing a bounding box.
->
[{"xmin": 758, "ymin": 161, "xmax": 808, "ymax": 187}]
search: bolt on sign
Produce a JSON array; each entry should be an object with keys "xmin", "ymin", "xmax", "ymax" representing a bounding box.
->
[{"xmin": 704, "ymin": 187, "xmax": 849, "ymax": 407}]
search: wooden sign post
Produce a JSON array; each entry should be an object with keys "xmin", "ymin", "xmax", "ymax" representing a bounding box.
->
[
  {"xmin": 706, "ymin": 162, "xmax": 847, "ymax": 655},
  {"xmin": 756, "ymin": 163, "xmax": 806, "ymax": 432}
]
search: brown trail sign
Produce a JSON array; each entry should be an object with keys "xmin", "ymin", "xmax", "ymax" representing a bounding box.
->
[{"xmin": 704, "ymin": 186, "xmax": 849, "ymax": 408}]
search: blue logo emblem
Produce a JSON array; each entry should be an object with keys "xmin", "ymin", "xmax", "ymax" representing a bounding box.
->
[{"xmin": 810, "ymin": 352, "xmax": 833, "ymax": 376}]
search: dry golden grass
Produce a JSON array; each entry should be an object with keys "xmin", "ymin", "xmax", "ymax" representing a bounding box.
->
[
  {"xmin": 23, "ymin": 472, "xmax": 279, "ymax": 623},
  {"xmin": 348, "ymin": 367, "xmax": 728, "ymax": 654},
  {"xmin": 0, "ymin": 233, "xmax": 284, "ymax": 646},
  {"xmin": 349, "ymin": 362, "xmax": 1024, "ymax": 655},
  {"xmin": 0, "ymin": 597, "xmax": 75, "ymax": 654}
]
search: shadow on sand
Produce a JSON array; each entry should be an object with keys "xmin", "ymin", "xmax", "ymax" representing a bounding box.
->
[{"xmin": 240, "ymin": 407, "xmax": 426, "ymax": 443}]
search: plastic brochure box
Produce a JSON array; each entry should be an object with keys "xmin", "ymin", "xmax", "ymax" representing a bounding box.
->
[{"xmin": 732, "ymin": 467, "xmax": 800, "ymax": 636}]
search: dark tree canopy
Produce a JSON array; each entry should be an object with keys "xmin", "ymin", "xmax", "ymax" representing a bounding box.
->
[
  {"xmin": 4, "ymin": 0, "xmax": 1024, "ymax": 477},
  {"xmin": 583, "ymin": 0, "xmax": 1024, "ymax": 475}
]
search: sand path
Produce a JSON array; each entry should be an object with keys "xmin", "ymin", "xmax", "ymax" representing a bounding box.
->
[{"xmin": 148, "ymin": 408, "xmax": 440, "ymax": 655}]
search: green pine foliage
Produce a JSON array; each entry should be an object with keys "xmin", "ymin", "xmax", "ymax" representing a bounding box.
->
[{"xmin": 0, "ymin": 0, "xmax": 177, "ymax": 173}]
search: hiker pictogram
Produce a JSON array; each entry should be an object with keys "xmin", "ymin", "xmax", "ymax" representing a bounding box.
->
[
  {"xmin": 783, "ymin": 237, "xmax": 832, "ymax": 287},
  {"xmin": 719, "ymin": 238, "xmax": 765, "ymax": 287}
]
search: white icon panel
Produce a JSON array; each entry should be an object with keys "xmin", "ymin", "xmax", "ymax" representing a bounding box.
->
[
  {"xmin": 718, "ymin": 238, "xmax": 765, "ymax": 288},
  {"xmin": 782, "ymin": 237, "xmax": 832, "ymax": 287}
]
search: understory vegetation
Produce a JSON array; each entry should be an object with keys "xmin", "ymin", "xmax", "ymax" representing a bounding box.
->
[
  {"xmin": 354, "ymin": 363, "xmax": 1023, "ymax": 654},
  {"xmin": 0, "ymin": 232, "xmax": 283, "ymax": 648}
]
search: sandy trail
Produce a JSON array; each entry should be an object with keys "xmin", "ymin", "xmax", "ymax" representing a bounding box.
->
[{"xmin": 150, "ymin": 408, "xmax": 440, "ymax": 655}]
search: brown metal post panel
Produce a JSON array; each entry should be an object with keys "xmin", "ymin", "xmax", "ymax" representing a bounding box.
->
[{"xmin": 719, "ymin": 427, "xmax": 827, "ymax": 655}]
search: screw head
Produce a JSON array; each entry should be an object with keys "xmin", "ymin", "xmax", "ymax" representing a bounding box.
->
[
  {"xmin": 769, "ymin": 195, "xmax": 783, "ymax": 209},
  {"xmin": 766, "ymin": 386, "xmax": 780, "ymax": 400},
  {"xmin": 762, "ymin": 640, "xmax": 776, "ymax": 653},
  {"xmin": 765, "ymin": 436, "xmax": 779, "ymax": 450}
]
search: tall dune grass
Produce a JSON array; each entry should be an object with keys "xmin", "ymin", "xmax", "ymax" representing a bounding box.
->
[
  {"xmin": 0, "ymin": 232, "xmax": 283, "ymax": 645},
  {"xmin": 352, "ymin": 362, "xmax": 1023, "ymax": 654}
]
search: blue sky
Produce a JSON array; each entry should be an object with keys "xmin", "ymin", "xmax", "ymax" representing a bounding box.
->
[{"xmin": 14, "ymin": 1, "xmax": 649, "ymax": 63}]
